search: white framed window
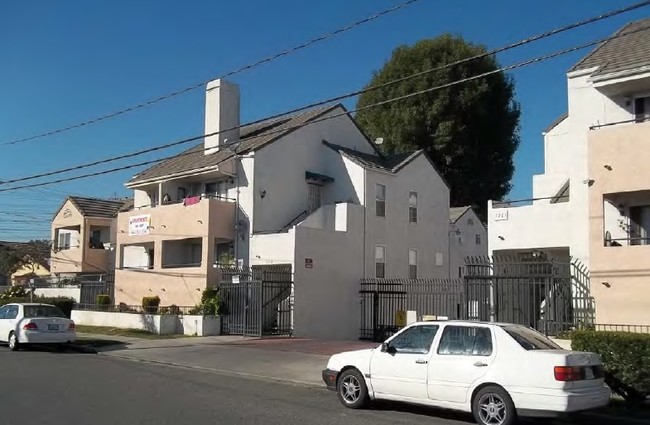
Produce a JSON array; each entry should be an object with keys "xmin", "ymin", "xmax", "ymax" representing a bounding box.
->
[
  {"xmin": 375, "ymin": 245, "xmax": 386, "ymax": 278},
  {"xmin": 375, "ymin": 184, "xmax": 386, "ymax": 217},
  {"xmin": 57, "ymin": 232, "xmax": 71, "ymax": 250},
  {"xmin": 475, "ymin": 234, "xmax": 482, "ymax": 245},
  {"xmin": 408, "ymin": 249, "xmax": 418, "ymax": 279},
  {"xmin": 408, "ymin": 191, "xmax": 417, "ymax": 223}
]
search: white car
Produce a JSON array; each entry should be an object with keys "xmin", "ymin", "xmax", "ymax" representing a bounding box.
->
[
  {"xmin": 323, "ymin": 320, "xmax": 610, "ymax": 425},
  {"xmin": 0, "ymin": 303, "xmax": 76, "ymax": 351}
]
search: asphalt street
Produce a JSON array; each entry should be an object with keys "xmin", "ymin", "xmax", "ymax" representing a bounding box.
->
[{"xmin": 0, "ymin": 348, "xmax": 646, "ymax": 425}]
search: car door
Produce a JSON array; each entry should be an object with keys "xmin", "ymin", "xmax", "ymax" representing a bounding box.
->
[
  {"xmin": 427, "ymin": 324, "xmax": 496, "ymax": 404},
  {"xmin": 369, "ymin": 324, "xmax": 439, "ymax": 400},
  {"xmin": 2, "ymin": 306, "xmax": 20, "ymax": 339},
  {"xmin": 0, "ymin": 306, "xmax": 9, "ymax": 341}
]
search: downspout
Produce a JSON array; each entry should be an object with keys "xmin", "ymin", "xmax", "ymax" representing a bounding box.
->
[{"xmin": 363, "ymin": 169, "xmax": 367, "ymax": 279}]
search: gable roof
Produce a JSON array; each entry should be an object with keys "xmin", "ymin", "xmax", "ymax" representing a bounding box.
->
[
  {"xmin": 570, "ymin": 18, "xmax": 650, "ymax": 76},
  {"xmin": 128, "ymin": 104, "xmax": 341, "ymax": 185},
  {"xmin": 64, "ymin": 196, "xmax": 132, "ymax": 219},
  {"xmin": 544, "ymin": 112, "xmax": 568, "ymax": 134},
  {"xmin": 449, "ymin": 206, "xmax": 471, "ymax": 224},
  {"xmin": 322, "ymin": 140, "xmax": 418, "ymax": 173}
]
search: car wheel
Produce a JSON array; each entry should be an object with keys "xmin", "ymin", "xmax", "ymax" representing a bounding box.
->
[
  {"xmin": 8, "ymin": 332, "xmax": 20, "ymax": 352},
  {"xmin": 472, "ymin": 385, "xmax": 516, "ymax": 425},
  {"xmin": 336, "ymin": 369, "xmax": 369, "ymax": 409}
]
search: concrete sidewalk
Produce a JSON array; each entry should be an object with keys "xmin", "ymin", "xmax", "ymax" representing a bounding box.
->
[{"xmin": 82, "ymin": 333, "xmax": 377, "ymax": 387}]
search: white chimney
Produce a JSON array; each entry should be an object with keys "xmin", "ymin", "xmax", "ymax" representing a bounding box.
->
[{"xmin": 204, "ymin": 79, "xmax": 240, "ymax": 155}]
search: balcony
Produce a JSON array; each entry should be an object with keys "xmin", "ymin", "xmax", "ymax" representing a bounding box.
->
[{"xmin": 117, "ymin": 195, "xmax": 236, "ymax": 243}]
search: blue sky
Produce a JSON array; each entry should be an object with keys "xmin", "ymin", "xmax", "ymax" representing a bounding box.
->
[{"xmin": 0, "ymin": 0, "xmax": 648, "ymax": 241}]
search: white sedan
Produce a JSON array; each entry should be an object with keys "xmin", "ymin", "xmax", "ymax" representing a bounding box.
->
[
  {"xmin": 323, "ymin": 320, "xmax": 610, "ymax": 425},
  {"xmin": 0, "ymin": 303, "xmax": 76, "ymax": 351}
]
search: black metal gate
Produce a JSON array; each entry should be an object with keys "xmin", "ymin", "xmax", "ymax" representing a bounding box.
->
[
  {"xmin": 360, "ymin": 256, "xmax": 594, "ymax": 341},
  {"xmin": 219, "ymin": 265, "xmax": 293, "ymax": 337},
  {"xmin": 79, "ymin": 274, "xmax": 115, "ymax": 308}
]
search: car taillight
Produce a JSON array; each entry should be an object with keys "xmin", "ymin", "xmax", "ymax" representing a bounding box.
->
[
  {"xmin": 554, "ymin": 366, "xmax": 584, "ymax": 381},
  {"xmin": 68, "ymin": 322, "xmax": 76, "ymax": 330},
  {"xmin": 23, "ymin": 322, "xmax": 38, "ymax": 330}
]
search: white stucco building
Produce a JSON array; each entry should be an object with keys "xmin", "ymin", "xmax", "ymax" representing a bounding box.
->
[{"xmin": 116, "ymin": 78, "xmax": 453, "ymax": 339}]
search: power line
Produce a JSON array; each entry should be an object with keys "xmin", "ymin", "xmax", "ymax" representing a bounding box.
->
[
  {"xmin": 1, "ymin": 0, "xmax": 424, "ymax": 147},
  {"xmin": 1, "ymin": 25, "xmax": 648, "ymax": 194},
  {"xmin": 1, "ymin": 1, "xmax": 648, "ymax": 187}
]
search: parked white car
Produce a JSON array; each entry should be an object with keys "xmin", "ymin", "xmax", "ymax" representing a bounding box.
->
[
  {"xmin": 0, "ymin": 303, "xmax": 76, "ymax": 351},
  {"xmin": 323, "ymin": 320, "xmax": 610, "ymax": 425}
]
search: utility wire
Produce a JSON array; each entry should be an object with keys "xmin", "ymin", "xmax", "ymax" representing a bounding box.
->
[
  {"xmin": 0, "ymin": 0, "xmax": 424, "ymax": 147},
  {"xmin": 1, "ymin": 1, "xmax": 648, "ymax": 187},
  {"xmin": 1, "ymin": 25, "xmax": 648, "ymax": 194}
]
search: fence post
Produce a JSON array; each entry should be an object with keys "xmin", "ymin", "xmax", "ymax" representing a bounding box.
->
[{"xmin": 372, "ymin": 290, "xmax": 379, "ymax": 342}]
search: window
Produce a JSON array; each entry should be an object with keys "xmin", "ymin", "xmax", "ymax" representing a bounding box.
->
[
  {"xmin": 307, "ymin": 183, "xmax": 322, "ymax": 213},
  {"xmin": 408, "ymin": 249, "xmax": 417, "ymax": 279},
  {"xmin": 475, "ymin": 234, "xmax": 482, "ymax": 245},
  {"xmin": 389, "ymin": 325, "xmax": 439, "ymax": 354},
  {"xmin": 0, "ymin": 305, "xmax": 8, "ymax": 319},
  {"xmin": 375, "ymin": 184, "xmax": 386, "ymax": 217},
  {"xmin": 408, "ymin": 191, "xmax": 417, "ymax": 223},
  {"xmin": 502, "ymin": 325, "xmax": 562, "ymax": 350},
  {"xmin": 438, "ymin": 326, "xmax": 493, "ymax": 356},
  {"xmin": 162, "ymin": 238, "xmax": 203, "ymax": 268},
  {"xmin": 90, "ymin": 230, "xmax": 103, "ymax": 249},
  {"xmin": 629, "ymin": 205, "xmax": 650, "ymax": 245},
  {"xmin": 375, "ymin": 245, "xmax": 386, "ymax": 278},
  {"xmin": 4, "ymin": 305, "xmax": 18, "ymax": 320},
  {"xmin": 634, "ymin": 96, "xmax": 650, "ymax": 123},
  {"xmin": 57, "ymin": 232, "xmax": 71, "ymax": 250},
  {"xmin": 467, "ymin": 218, "xmax": 474, "ymax": 226},
  {"xmin": 24, "ymin": 305, "xmax": 66, "ymax": 318},
  {"xmin": 458, "ymin": 266, "xmax": 463, "ymax": 278},
  {"xmin": 149, "ymin": 190, "xmax": 159, "ymax": 207}
]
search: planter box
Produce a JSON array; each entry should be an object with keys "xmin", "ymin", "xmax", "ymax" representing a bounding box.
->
[
  {"xmin": 71, "ymin": 310, "xmax": 221, "ymax": 336},
  {"xmin": 178, "ymin": 315, "xmax": 221, "ymax": 336},
  {"xmin": 71, "ymin": 310, "xmax": 178, "ymax": 335}
]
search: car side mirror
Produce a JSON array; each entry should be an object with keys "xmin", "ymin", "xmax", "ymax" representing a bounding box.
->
[{"xmin": 381, "ymin": 343, "xmax": 397, "ymax": 355}]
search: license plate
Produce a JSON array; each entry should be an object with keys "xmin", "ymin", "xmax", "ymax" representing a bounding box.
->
[
  {"xmin": 584, "ymin": 367, "xmax": 595, "ymax": 380},
  {"xmin": 47, "ymin": 324, "xmax": 59, "ymax": 331}
]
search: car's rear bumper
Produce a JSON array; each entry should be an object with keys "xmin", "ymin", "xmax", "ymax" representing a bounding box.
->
[
  {"xmin": 322, "ymin": 369, "xmax": 338, "ymax": 391},
  {"xmin": 19, "ymin": 330, "xmax": 76, "ymax": 344},
  {"xmin": 513, "ymin": 385, "xmax": 611, "ymax": 415}
]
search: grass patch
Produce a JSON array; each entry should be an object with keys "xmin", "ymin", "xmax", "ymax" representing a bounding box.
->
[{"xmin": 76, "ymin": 325, "xmax": 191, "ymax": 340}]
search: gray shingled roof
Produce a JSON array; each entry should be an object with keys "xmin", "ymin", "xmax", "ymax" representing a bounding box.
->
[
  {"xmin": 128, "ymin": 104, "xmax": 339, "ymax": 185},
  {"xmin": 571, "ymin": 18, "xmax": 650, "ymax": 76},
  {"xmin": 68, "ymin": 196, "xmax": 132, "ymax": 218},
  {"xmin": 449, "ymin": 206, "xmax": 471, "ymax": 224},
  {"xmin": 322, "ymin": 141, "xmax": 419, "ymax": 173}
]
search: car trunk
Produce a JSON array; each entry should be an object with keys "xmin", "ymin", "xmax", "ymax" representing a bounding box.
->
[
  {"xmin": 535, "ymin": 350, "xmax": 605, "ymax": 390},
  {"xmin": 25, "ymin": 318, "xmax": 71, "ymax": 333}
]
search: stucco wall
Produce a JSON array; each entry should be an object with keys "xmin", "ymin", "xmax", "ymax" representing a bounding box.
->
[
  {"xmin": 588, "ymin": 120, "xmax": 650, "ymax": 325},
  {"xmin": 51, "ymin": 199, "xmax": 84, "ymax": 275},
  {"xmin": 293, "ymin": 203, "xmax": 365, "ymax": 340},
  {"xmin": 450, "ymin": 209, "xmax": 488, "ymax": 278},
  {"xmin": 364, "ymin": 154, "xmax": 450, "ymax": 279},
  {"xmin": 252, "ymin": 107, "xmax": 373, "ymax": 234}
]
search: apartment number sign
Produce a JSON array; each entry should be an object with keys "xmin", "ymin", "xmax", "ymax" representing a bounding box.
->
[{"xmin": 128, "ymin": 215, "xmax": 151, "ymax": 236}]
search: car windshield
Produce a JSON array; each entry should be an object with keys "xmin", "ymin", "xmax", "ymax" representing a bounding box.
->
[
  {"xmin": 502, "ymin": 325, "xmax": 562, "ymax": 350},
  {"xmin": 23, "ymin": 305, "xmax": 67, "ymax": 318}
]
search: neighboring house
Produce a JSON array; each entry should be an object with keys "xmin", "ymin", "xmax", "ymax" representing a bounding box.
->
[
  {"xmin": 11, "ymin": 256, "xmax": 50, "ymax": 285},
  {"xmin": 449, "ymin": 206, "xmax": 487, "ymax": 278},
  {"xmin": 487, "ymin": 18, "xmax": 650, "ymax": 326},
  {"xmin": 51, "ymin": 196, "xmax": 133, "ymax": 277},
  {"xmin": 115, "ymin": 78, "xmax": 452, "ymax": 339}
]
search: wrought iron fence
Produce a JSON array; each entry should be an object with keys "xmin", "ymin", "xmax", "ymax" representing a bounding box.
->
[
  {"xmin": 360, "ymin": 256, "xmax": 596, "ymax": 341},
  {"xmin": 219, "ymin": 265, "xmax": 293, "ymax": 337},
  {"xmin": 593, "ymin": 323, "xmax": 650, "ymax": 333},
  {"xmin": 75, "ymin": 303, "xmax": 197, "ymax": 315}
]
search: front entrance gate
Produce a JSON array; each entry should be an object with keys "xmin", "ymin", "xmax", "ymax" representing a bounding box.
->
[{"xmin": 219, "ymin": 265, "xmax": 293, "ymax": 337}]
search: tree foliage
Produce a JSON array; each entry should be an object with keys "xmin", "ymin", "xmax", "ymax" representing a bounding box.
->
[
  {"xmin": 0, "ymin": 239, "xmax": 51, "ymax": 276},
  {"xmin": 355, "ymin": 34, "xmax": 521, "ymax": 217}
]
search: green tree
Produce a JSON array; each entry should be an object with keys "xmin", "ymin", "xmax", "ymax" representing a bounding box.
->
[
  {"xmin": 355, "ymin": 34, "xmax": 521, "ymax": 218},
  {"xmin": 0, "ymin": 240, "xmax": 51, "ymax": 277}
]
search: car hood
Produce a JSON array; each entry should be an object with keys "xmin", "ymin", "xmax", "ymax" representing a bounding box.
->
[{"xmin": 326, "ymin": 348, "xmax": 375, "ymax": 372}]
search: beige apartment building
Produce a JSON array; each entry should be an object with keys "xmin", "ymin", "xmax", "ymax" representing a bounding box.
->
[{"xmin": 51, "ymin": 196, "xmax": 132, "ymax": 277}]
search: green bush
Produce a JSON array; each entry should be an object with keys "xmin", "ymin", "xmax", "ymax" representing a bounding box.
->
[
  {"xmin": 0, "ymin": 295, "xmax": 76, "ymax": 318},
  {"xmin": 200, "ymin": 288, "xmax": 227, "ymax": 316},
  {"xmin": 96, "ymin": 294, "xmax": 111, "ymax": 309},
  {"xmin": 570, "ymin": 330, "xmax": 650, "ymax": 402},
  {"xmin": 142, "ymin": 296, "xmax": 161, "ymax": 313},
  {"xmin": 0, "ymin": 285, "xmax": 28, "ymax": 299}
]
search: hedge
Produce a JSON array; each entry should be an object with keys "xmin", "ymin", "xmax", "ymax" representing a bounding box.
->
[
  {"xmin": 570, "ymin": 330, "xmax": 650, "ymax": 402},
  {"xmin": 0, "ymin": 296, "xmax": 76, "ymax": 318},
  {"xmin": 142, "ymin": 296, "xmax": 161, "ymax": 313}
]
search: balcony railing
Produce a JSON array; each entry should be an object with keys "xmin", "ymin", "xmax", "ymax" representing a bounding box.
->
[
  {"xmin": 134, "ymin": 194, "xmax": 235, "ymax": 210},
  {"xmin": 604, "ymin": 237, "xmax": 650, "ymax": 247}
]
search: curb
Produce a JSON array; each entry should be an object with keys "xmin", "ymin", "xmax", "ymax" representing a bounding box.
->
[{"xmin": 100, "ymin": 352, "xmax": 325, "ymax": 390}]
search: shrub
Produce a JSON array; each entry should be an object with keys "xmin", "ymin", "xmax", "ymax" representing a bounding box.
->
[
  {"xmin": 142, "ymin": 296, "xmax": 161, "ymax": 314},
  {"xmin": 96, "ymin": 294, "xmax": 111, "ymax": 310},
  {"xmin": 0, "ymin": 285, "xmax": 28, "ymax": 299},
  {"xmin": 200, "ymin": 288, "xmax": 227, "ymax": 316},
  {"xmin": 570, "ymin": 330, "xmax": 650, "ymax": 402},
  {"xmin": 159, "ymin": 305, "xmax": 180, "ymax": 315}
]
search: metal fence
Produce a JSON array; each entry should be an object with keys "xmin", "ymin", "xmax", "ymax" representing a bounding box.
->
[
  {"xmin": 78, "ymin": 274, "xmax": 115, "ymax": 307},
  {"xmin": 593, "ymin": 323, "xmax": 650, "ymax": 333},
  {"xmin": 219, "ymin": 265, "xmax": 293, "ymax": 337},
  {"xmin": 360, "ymin": 256, "xmax": 596, "ymax": 341},
  {"xmin": 74, "ymin": 303, "xmax": 197, "ymax": 315}
]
